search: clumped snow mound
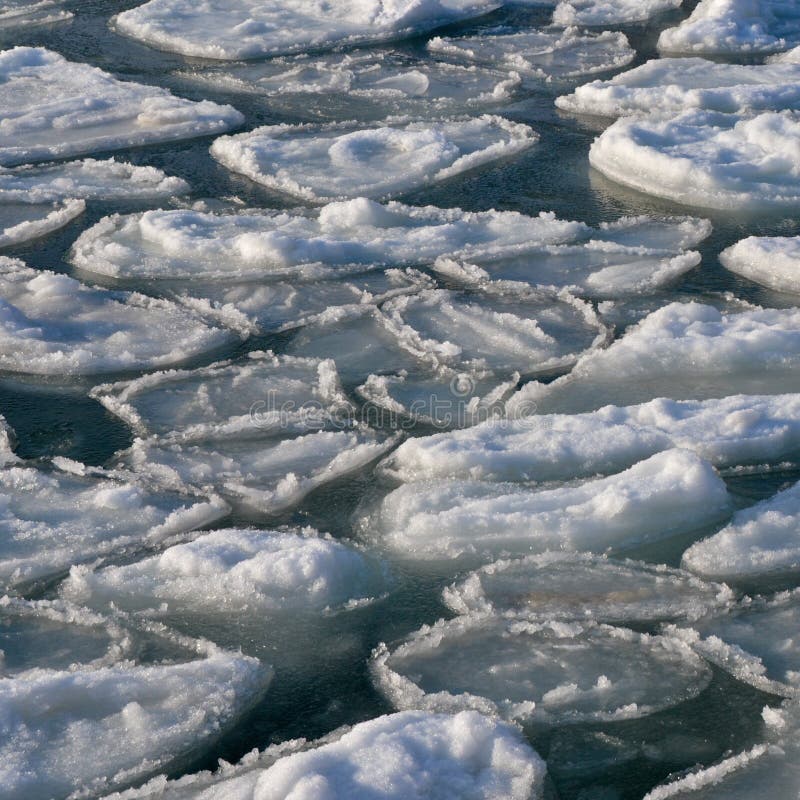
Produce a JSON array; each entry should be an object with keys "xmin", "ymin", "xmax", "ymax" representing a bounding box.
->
[
  {"xmin": 372, "ymin": 614, "xmax": 711, "ymax": 724},
  {"xmin": 0, "ymin": 47, "xmax": 242, "ymax": 166},
  {"xmin": 210, "ymin": 116, "xmax": 537, "ymax": 202},
  {"xmin": 113, "ymin": 0, "xmax": 500, "ymax": 60},
  {"xmin": 658, "ymin": 0, "xmax": 800, "ymax": 55},
  {"xmin": 590, "ymin": 109, "xmax": 800, "ymax": 211},
  {"xmin": 720, "ymin": 235, "xmax": 800, "ymax": 293},
  {"xmin": 553, "ymin": 0, "xmax": 682, "ymax": 26},
  {"xmin": 557, "ymin": 58, "xmax": 800, "ymax": 117}
]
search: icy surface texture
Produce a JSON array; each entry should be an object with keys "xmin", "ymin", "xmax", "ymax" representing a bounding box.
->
[
  {"xmin": 553, "ymin": 0, "xmax": 682, "ymax": 26},
  {"xmin": 0, "ymin": 0, "xmax": 72, "ymax": 28},
  {"xmin": 721, "ymin": 235, "xmax": 800, "ymax": 293}
]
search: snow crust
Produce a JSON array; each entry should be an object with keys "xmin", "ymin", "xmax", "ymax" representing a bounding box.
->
[
  {"xmin": 721, "ymin": 235, "xmax": 800, "ymax": 293},
  {"xmin": 554, "ymin": 0, "xmax": 682, "ymax": 26}
]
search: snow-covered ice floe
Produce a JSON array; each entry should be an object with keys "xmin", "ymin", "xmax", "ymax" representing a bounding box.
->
[
  {"xmin": 113, "ymin": 0, "xmax": 499, "ymax": 60},
  {"xmin": 62, "ymin": 527, "xmax": 385, "ymax": 615},
  {"xmin": 382, "ymin": 393, "xmax": 800, "ymax": 483},
  {"xmin": 210, "ymin": 116, "xmax": 537, "ymax": 202},
  {"xmin": 720, "ymin": 235, "xmax": 800, "ymax": 294},
  {"xmin": 363, "ymin": 449, "xmax": 731, "ymax": 561},
  {"xmin": 0, "ymin": 460, "xmax": 228, "ymax": 590},
  {"xmin": 0, "ymin": 636, "xmax": 271, "ymax": 800},
  {"xmin": 590, "ymin": 109, "xmax": 800, "ymax": 211},
  {"xmin": 427, "ymin": 28, "xmax": 634, "ymax": 82},
  {"xmin": 443, "ymin": 552, "xmax": 734, "ymax": 623},
  {"xmin": 553, "ymin": 0, "xmax": 681, "ymax": 26},
  {"xmin": 372, "ymin": 614, "xmax": 711, "ymax": 724},
  {"xmin": 658, "ymin": 0, "xmax": 800, "ymax": 55},
  {"xmin": 557, "ymin": 57, "xmax": 800, "ymax": 117},
  {"xmin": 0, "ymin": 258, "xmax": 236, "ymax": 376},
  {"xmin": 684, "ymin": 481, "xmax": 800, "ymax": 581},
  {"xmin": 0, "ymin": 47, "xmax": 242, "ymax": 166},
  {"xmin": 98, "ymin": 711, "xmax": 546, "ymax": 800},
  {"xmin": 514, "ymin": 303, "xmax": 800, "ymax": 413},
  {"xmin": 0, "ymin": 0, "xmax": 72, "ymax": 28}
]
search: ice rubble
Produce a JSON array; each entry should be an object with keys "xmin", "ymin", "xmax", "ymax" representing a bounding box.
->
[
  {"xmin": 720, "ymin": 235, "xmax": 800, "ymax": 294},
  {"xmin": 382, "ymin": 393, "xmax": 800, "ymax": 483},
  {"xmin": 113, "ymin": 0, "xmax": 499, "ymax": 60},
  {"xmin": 443, "ymin": 553, "xmax": 734, "ymax": 623},
  {"xmin": 658, "ymin": 0, "xmax": 800, "ymax": 55},
  {"xmin": 427, "ymin": 28, "xmax": 634, "ymax": 82},
  {"xmin": 557, "ymin": 58, "xmax": 800, "ymax": 117},
  {"xmin": 513, "ymin": 303, "xmax": 800, "ymax": 414},
  {"xmin": 590, "ymin": 109, "xmax": 800, "ymax": 210},
  {"xmin": 210, "ymin": 116, "xmax": 537, "ymax": 202},
  {"xmin": 0, "ymin": 259, "xmax": 235, "ymax": 375},
  {"xmin": 372, "ymin": 614, "xmax": 711, "ymax": 724},
  {"xmin": 365, "ymin": 449, "xmax": 731, "ymax": 560},
  {"xmin": 0, "ymin": 47, "xmax": 242, "ymax": 166},
  {"xmin": 0, "ymin": 0, "xmax": 72, "ymax": 29},
  {"xmin": 0, "ymin": 461, "xmax": 228, "ymax": 590},
  {"xmin": 0, "ymin": 642, "xmax": 271, "ymax": 800},
  {"xmin": 98, "ymin": 711, "xmax": 546, "ymax": 800},
  {"xmin": 62, "ymin": 528, "xmax": 384, "ymax": 614},
  {"xmin": 553, "ymin": 0, "xmax": 682, "ymax": 26}
]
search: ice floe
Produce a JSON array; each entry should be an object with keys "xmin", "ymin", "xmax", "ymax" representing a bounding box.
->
[
  {"xmin": 210, "ymin": 116, "xmax": 537, "ymax": 202},
  {"xmin": 100, "ymin": 711, "xmax": 546, "ymax": 800},
  {"xmin": 364, "ymin": 449, "xmax": 731, "ymax": 560},
  {"xmin": 443, "ymin": 553, "xmax": 734, "ymax": 623},
  {"xmin": 428, "ymin": 28, "xmax": 634, "ymax": 82},
  {"xmin": 658, "ymin": 0, "xmax": 800, "ymax": 55},
  {"xmin": 0, "ymin": 258, "xmax": 236, "ymax": 375},
  {"xmin": 553, "ymin": 0, "xmax": 682, "ymax": 26},
  {"xmin": 113, "ymin": 0, "xmax": 499, "ymax": 60},
  {"xmin": 720, "ymin": 235, "xmax": 800, "ymax": 294},
  {"xmin": 372, "ymin": 615, "xmax": 711, "ymax": 723},
  {"xmin": 590, "ymin": 109, "xmax": 800, "ymax": 210},
  {"xmin": 0, "ymin": 47, "xmax": 242, "ymax": 166},
  {"xmin": 0, "ymin": 460, "xmax": 228, "ymax": 590},
  {"xmin": 0, "ymin": 0, "xmax": 72, "ymax": 29},
  {"xmin": 557, "ymin": 57, "xmax": 800, "ymax": 117}
]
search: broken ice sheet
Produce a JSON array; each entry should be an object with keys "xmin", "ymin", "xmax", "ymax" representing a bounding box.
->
[
  {"xmin": 210, "ymin": 116, "xmax": 538, "ymax": 202},
  {"xmin": 443, "ymin": 552, "xmax": 734, "ymax": 624},
  {"xmin": 553, "ymin": 0, "xmax": 682, "ymax": 26},
  {"xmin": 0, "ymin": 47, "xmax": 243, "ymax": 167},
  {"xmin": 372, "ymin": 614, "xmax": 711, "ymax": 724},
  {"xmin": 428, "ymin": 27, "xmax": 634, "ymax": 83},
  {"xmin": 0, "ymin": 0, "xmax": 71, "ymax": 28},
  {"xmin": 720, "ymin": 235, "xmax": 800, "ymax": 295}
]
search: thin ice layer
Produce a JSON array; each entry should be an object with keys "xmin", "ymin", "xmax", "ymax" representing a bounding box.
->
[
  {"xmin": 99, "ymin": 711, "xmax": 546, "ymax": 800},
  {"xmin": 382, "ymin": 394, "xmax": 800, "ymax": 483},
  {"xmin": 372, "ymin": 615, "xmax": 711, "ymax": 724},
  {"xmin": 0, "ymin": 258, "xmax": 235, "ymax": 375},
  {"xmin": 658, "ymin": 0, "xmax": 800, "ymax": 55},
  {"xmin": 0, "ymin": 0, "xmax": 71, "ymax": 28},
  {"xmin": 114, "ymin": 0, "xmax": 499, "ymax": 60},
  {"xmin": 443, "ymin": 552, "xmax": 734, "ymax": 623},
  {"xmin": 0, "ymin": 47, "xmax": 242, "ymax": 166},
  {"xmin": 0, "ymin": 646, "xmax": 271, "ymax": 800},
  {"xmin": 0, "ymin": 198, "xmax": 84, "ymax": 248},
  {"xmin": 684, "ymin": 480, "xmax": 800, "ymax": 579},
  {"xmin": 0, "ymin": 462, "xmax": 228, "ymax": 589},
  {"xmin": 210, "ymin": 116, "xmax": 537, "ymax": 202},
  {"xmin": 428, "ymin": 28, "xmax": 634, "ymax": 81},
  {"xmin": 553, "ymin": 0, "xmax": 682, "ymax": 26},
  {"xmin": 366, "ymin": 449, "xmax": 731, "ymax": 560},
  {"xmin": 720, "ymin": 235, "xmax": 800, "ymax": 293},
  {"xmin": 557, "ymin": 57, "xmax": 800, "ymax": 117},
  {"xmin": 590, "ymin": 109, "xmax": 800, "ymax": 210}
]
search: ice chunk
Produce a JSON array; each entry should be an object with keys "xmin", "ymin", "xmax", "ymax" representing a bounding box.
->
[
  {"xmin": 443, "ymin": 552, "xmax": 734, "ymax": 623},
  {"xmin": 658, "ymin": 0, "xmax": 800, "ymax": 55},
  {"xmin": 0, "ymin": 258, "xmax": 236, "ymax": 376},
  {"xmin": 0, "ymin": 0, "xmax": 72, "ymax": 28},
  {"xmin": 372, "ymin": 615, "xmax": 711, "ymax": 723},
  {"xmin": 428, "ymin": 28, "xmax": 634, "ymax": 81},
  {"xmin": 0, "ymin": 47, "xmax": 242, "ymax": 166},
  {"xmin": 553, "ymin": 0, "xmax": 682, "ymax": 26},
  {"xmin": 0, "ymin": 461, "xmax": 228, "ymax": 590},
  {"xmin": 63, "ymin": 528, "xmax": 384, "ymax": 614},
  {"xmin": 720, "ymin": 235, "xmax": 800, "ymax": 294},
  {"xmin": 557, "ymin": 58, "xmax": 800, "ymax": 117},
  {"xmin": 684, "ymin": 480, "xmax": 800, "ymax": 580},
  {"xmin": 0, "ymin": 198, "xmax": 84, "ymax": 247},
  {"xmin": 0, "ymin": 644, "xmax": 271, "ymax": 800},
  {"xmin": 210, "ymin": 116, "xmax": 537, "ymax": 202},
  {"xmin": 382, "ymin": 394, "xmax": 800, "ymax": 483},
  {"xmin": 113, "ymin": 0, "xmax": 499, "ymax": 60},
  {"xmin": 100, "ymin": 711, "xmax": 545, "ymax": 800},
  {"xmin": 590, "ymin": 109, "xmax": 800, "ymax": 211},
  {"xmin": 0, "ymin": 413, "xmax": 17, "ymax": 467},
  {"xmin": 364, "ymin": 449, "xmax": 731, "ymax": 561}
]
